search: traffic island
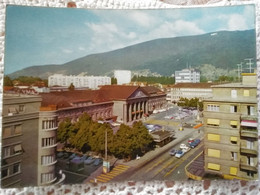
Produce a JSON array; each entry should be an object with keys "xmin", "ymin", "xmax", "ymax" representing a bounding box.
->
[{"xmin": 185, "ymin": 151, "xmax": 205, "ymax": 180}]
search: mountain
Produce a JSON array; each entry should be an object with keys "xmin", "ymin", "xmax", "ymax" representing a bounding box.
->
[{"xmin": 8, "ymin": 30, "xmax": 256, "ymax": 79}]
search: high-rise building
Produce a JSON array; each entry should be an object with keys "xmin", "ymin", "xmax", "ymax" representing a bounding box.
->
[
  {"xmin": 1, "ymin": 94, "xmax": 63, "ymax": 187},
  {"xmin": 114, "ymin": 70, "xmax": 131, "ymax": 85},
  {"xmin": 175, "ymin": 69, "xmax": 200, "ymax": 83},
  {"xmin": 48, "ymin": 74, "xmax": 111, "ymax": 89},
  {"xmin": 203, "ymin": 73, "xmax": 258, "ymax": 180}
]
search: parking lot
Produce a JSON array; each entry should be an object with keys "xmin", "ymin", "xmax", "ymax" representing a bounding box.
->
[{"xmin": 56, "ymin": 152, "xmax": 103, "ymax": 184}]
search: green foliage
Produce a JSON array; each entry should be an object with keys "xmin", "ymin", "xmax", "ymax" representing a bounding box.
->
[
  {"xmin": 177, "ymin": 97, "xmax": 203, "ymax": 110},
  {"xmin": 68, "ymin": 83, "xmax": 75, "ymax": 91},
  {"xmin": 131, "ymin": 75, "xmax": 175, "ymax": 85},
  {"xmin": 14, "ymin": 76, "xmax": 42, "ymax": 84},
  {"xmin": 111, "ymin": 77, "xmax": 117, "ymax": 85},
  {"xmin": 4, "ymin": 76, "xmax": 13, "ymax": 86},
  {"xmin": 57, "ymin": 118, "xmax": 76, "ymax": 145},
  {"xmin": 216, "ymin": 75, "xmax": 235, "ymax": 82}
]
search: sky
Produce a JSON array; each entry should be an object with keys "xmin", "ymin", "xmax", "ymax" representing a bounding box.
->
[{"xmin": 4, "ymin": 5, "xmax": 255, "ymax": 74}]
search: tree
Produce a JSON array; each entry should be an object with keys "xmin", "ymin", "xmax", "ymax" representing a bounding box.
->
[
  {"xmin": 111, "ymin": 77, "xmax": 117, "ymax": 85},
  {"xmin": 57, "ymin": 118, "xmax": 76, "ymax": 146},
  {"xmin": 4, "ymin": 76, "xmax": 13, "ymax": 86},
  {"xmin": 68, "ymin": 83, "xmax": 75, "ymax": 91}
]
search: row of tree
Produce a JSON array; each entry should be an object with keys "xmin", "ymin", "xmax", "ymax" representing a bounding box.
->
[
  {"xmin": 4, "ymin": 76, "xmax": 48, "ymax": 86},
  {"xmin": 57, "ymin": 113, "xmax": 155, "ymax": 160},
  {"xmin": 177, "ymin": 97, "xmax": 203, "ymax": 110},
  {"xmin": 131, "ymin": 75, "xmax": 175, "ymax": 85}
]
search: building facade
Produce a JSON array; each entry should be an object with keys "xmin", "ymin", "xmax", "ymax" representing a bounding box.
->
[
  {"xmin": 203, "ymin": 73, "xmax": 258, "ymax": 180},
  {"xmin": 114, "ymin": 70, "xmax": 131, "ymax": 85},
  {"xmin": 175, "ymin": 69, "xmax": 200, "ymax": 84},
  {"xmin": 167, "ymin": 83, "xmax": 214, "ymax": 103},
  {"xmin": 48, "ymin": 74, "xmax": 111, "ymax": 89},
  {"xmin": 1, "ymin": 94, "xmax": 62, "ymax": 187}
]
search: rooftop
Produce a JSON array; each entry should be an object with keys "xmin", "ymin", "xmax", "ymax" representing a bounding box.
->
[{"xmin": 172, "ymin": 83, "xmax": 215, "ymax": 89}]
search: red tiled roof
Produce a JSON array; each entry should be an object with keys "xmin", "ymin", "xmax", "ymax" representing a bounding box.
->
[
  {"xmin": 142, "ymin": 86, "xmax": 165, "ymax": 96},
  {"xmin": 99, "ymin": 85, "xmax": 140, "ymax": 100},
  {"xmin": 172, "ymin": 83, "xmax": 215, "ymax": 88}
]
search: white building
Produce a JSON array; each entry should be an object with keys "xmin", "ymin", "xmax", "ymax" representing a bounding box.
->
[
  {"xmin": 48, "ymin": 74, "xmax": 111, "ymax": 89},
  {"xmin": 175, "ymin": 69, "xmax": 200, "ymax": 83},
  {"xmin": 167, "ymin": 83, "xmax": 214, "ymax": 103},
  {"xmin": 114, "ymin": 70, "xmax": 131, "ymax": 85}
]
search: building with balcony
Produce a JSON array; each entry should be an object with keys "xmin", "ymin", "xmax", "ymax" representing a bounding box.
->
[
  {"xmin": 166, "ymin": 83, "xmax": 214, "ymax": 103},
  {"xmin": 203, "ymin": 73, "xmax": 258, "ymax": 180},
  {"xmin": 1, "ymin": 94, "xmax": 63, "ymax": 187},
  {"xmin": 175, "ymin": 68, "xmax": 200, "ymax": 84},
  {"xmin": 48, "ymin": 74, "xmax": 111, "ymax": 89}
]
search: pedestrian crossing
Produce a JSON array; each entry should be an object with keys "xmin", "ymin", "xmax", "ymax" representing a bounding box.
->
[{"xmin": 89, "ymin": 164, "xmax": 130, "ymax": 183}]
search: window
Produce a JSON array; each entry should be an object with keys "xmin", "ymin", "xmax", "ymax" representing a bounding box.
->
[
  {"xmin": 3, "ymin": 147, "xmax": 10, "ymax": 158},
  {"xmin": 246, "ymin": 140, "xmax": 254, "ymax": 149},
  {"xmin": 14, "ymin": 125, "xmax": 22, "ymax": 135},
  {"xmin": 2, "ymin": 168, "xmax": 9, "ymax": 178},
  {"xmin": 19, "ymin": 105, "xmax": 25, "ymax": 112},
  {"xmin": 3, "ymin": 127, "xmax": 12, "ymax": 138},
  {"xmin": 230, "ymin": 121, "xmax": 238, "ymax": 128},
  {"xmin": 230, "ymin": 137, "xmax": 238, "ymax": 144},
  {"xmin": 230, "ymin": 167, "xmax": 237, "ymax": 176},
  {"xmin": 13, "ymin": 144, "xmax": 22, "ymax": 154},
  {"xmin": 13, "ymin": 163, "xmax": 21, "ymax": 174},
  {"xmin": 42, "ymin": 137, "xmax": 55, "ymax": 147},
  {"xmin": 231, "ymin": 152, "xmax": 237, "ymax": 161},
  {"xmin": 247, "ymin": 106, "xmax": 255, "ymax": 116},
  {"xmin": 230, "ymin": 105, "xmax": 237, "ymax": 113},
  {"xmin": 231, "ymin": 90, "xmax": 237, "ymax": 98},
  {"xmin": 207, "ymin": 134, "xmax": 220, "ymax": 141},
  {"xmin": 208, "ymin": 163, "xmax": 220, "ymax": 171},
  {"xmin": 247, "ymin": 156, "xmax": 254, "ymax": 166},
  {"xmin": 208, "ymin": 149, "xmax": 220, "ymax": 158},
  {"xmin": 8, "ymin": 107, "xmax": 18, "ymax": 115},
  {"xmin": 207, "ymin": 119, "xmax": 220, "ymax": 126},
  {"xmin": 41, "ymin": 173, "xmax": 55, "ymax": 184},
  {"xmin": 41, "ymin": 155, "xmax": 55, "ymax": 165},
  {"xmin": 207, "ymin": 104, "xmax": 219, "ymax": 112},
  {"xmin": 243, "ymin": 90, "xmax": 249, "ymax": 97}
]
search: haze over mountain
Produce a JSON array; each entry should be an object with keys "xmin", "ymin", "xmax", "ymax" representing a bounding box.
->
[{"xmin": 8, "ymin": 29, "xmax": 256, "ymax": 79}]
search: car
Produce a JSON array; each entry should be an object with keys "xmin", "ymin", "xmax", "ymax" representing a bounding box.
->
[
  {"xmin": 188, "ymin": 138, "xmax": 194, "ymax": 144},
  {"xmin": 189, "ymin": 139, "xmax": 201, "ymax": 148},
  {"xmin": 175, "ymin": 150, "xmax": 185, "ymax": 158},
  {"xmin": 63, "ymin": 152, "xmax": 70, "ymax": 159},
  {"xmin": 81, "ymin": 155, "xmax": 88, "ymax": 161},
  {"xmin": 69, "ymin": 153, "xmax": 77, "ymax": 160},
  {"xmin": 57, "ymin": 152, "xmax": 64, "ymax": 158},
  {"xmin": 93, "ymin": 158, "xmax": 103, "ymax": 166},
  {"xmin": 182, "ymin": 147, "xmax": 191, "ymax": 153},
  {"xmin": 169, "ymin": 148, "xmax": 177, "ymax": 156},
  {"xmin": 180, "ymin": 144, "xmax": 189, "ymax": 149},
  {"xmin": 84, "ymin": 156, "xmax": 95, "ymax": 165}
]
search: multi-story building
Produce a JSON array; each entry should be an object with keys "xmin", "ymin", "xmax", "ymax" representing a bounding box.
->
[
  {"xmin": 167, "ymin": 83, "xmax": 214, "ymax": 103},
  {"xmin": 114, "ymin": 70, "xmax": 131, "ymax": 85},
  {"xmin": 1, "ymin": 94, "xmax": 63, "ymax": 187},
  {"xmin": 48, "ymin": 74, "xmax": 111, "ymax": 89},
  {"xmin": 203, "ymin": 73, "xmax": 258, "ymax": 180},
  {"xmin": 175, "ymin": 68, "xmax": 200, "ymax": 84}
]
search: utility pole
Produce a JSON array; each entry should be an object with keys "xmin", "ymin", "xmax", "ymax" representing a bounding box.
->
[{"xmin": 245, "ymin": 58, "xmax": 254, "ymax": 73}]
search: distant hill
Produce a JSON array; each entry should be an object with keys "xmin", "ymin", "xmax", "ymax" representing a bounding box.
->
[{"xmin": 8, "ymin": 29, "xmax": 256, "ymax": 79}]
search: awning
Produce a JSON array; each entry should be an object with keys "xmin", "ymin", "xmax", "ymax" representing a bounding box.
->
[
  {"xmin": 241, "ymin": 120, "xmax": 257, "ymax": 127},
  {"xmin": 208, "ymin": 163, "xmax": 220, "ymax": 171},
  {"xmin": 207, "ymin": 119, "xmax": 220, "ymax": 125},
  {"xmin": 230, "ymin": 121, "xmax": 238, "ymax": 126},
  {"xmin": 230, "ymin": 167, "xmax": 238, "ymax": 176},
  {"xmin": 14, "ymin": 144, "xmax": 22, "ymax": 152},
  {"xmin": 230, "ymin": 137, "xmax": 238, "ymax": 142}
]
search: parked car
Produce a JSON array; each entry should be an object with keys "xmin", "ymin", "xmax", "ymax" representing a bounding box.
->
[
  {"xmin": 169, "ymin": 148, "xmax": 177, "ymax": 156},
  {"xmin": 69, "ymin": 153, "xmax": 77, "ymax": 160},
  {"xmin": 188, "ymin": 138, "xmax": 194, "ymax": 144},
  {"xmin": 182, "ymin": 147, "xmax": 191, "ymax": 153},
  {"xmin": 189, "ymin": 139, "xmax": 201, "ymax": 148},
  {"xmin": 57, "ymin": 152, "xmax": 64, "ymax": 158},
  {"xmin": 180, "ymin": 144, "xmax": 189, "ymax": 150},
  {"xmin": 175, "ymin": 149, "xmax": 185, "ymax": 158},
  {"xmin": 93, "ymin": 158, "xmax": 103, "ymax": 166},
  {"xmin": 81, "ymin": 155, "xmax": 88, "ymax": 161},
  {"xmin": 84, "ymin": 156, "xmax": 95, "ymax": 165}
]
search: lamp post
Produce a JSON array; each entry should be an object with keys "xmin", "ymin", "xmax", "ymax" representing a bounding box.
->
[{"xmin": 103, "ymin": 128, "xmax": 110, "ymax": 173}]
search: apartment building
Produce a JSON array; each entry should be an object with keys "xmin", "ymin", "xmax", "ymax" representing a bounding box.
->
[
  {"xmin": 48, "ymin": 74, "xmax": 111, "ymax": 89},
  {"xmin": 167, "ymin": 83, "xmax": 214, "ymax": 103},
  {"xmin": 203, "ymin": 73, "xmax": 258, "ymax": 180},
  {"xmin": 1, "ymin": 94, "xmax": 62, "ymax": 187},
  {"xmin": 175, "ymin": 68, "xmax": 200, "ymax": 84},
  {"xmin": 114, "ymin": 70, "xmax": 131, "ymax": 85}
]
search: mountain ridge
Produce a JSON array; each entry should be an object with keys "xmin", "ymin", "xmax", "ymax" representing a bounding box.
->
[{"xmin": 8, "ymin": 29, "xmax": 256, "ymax": 79}]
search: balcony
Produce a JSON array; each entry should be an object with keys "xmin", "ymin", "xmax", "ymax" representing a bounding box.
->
[
  {"xmin": 241, "ymin": 114, "xmax": 257, "ymax": 121},
  {"xmin": 240, "ymin": 147, "xmax": 258, "ymax": 156},
  {"xmin": 241, "ymin": 129, "xmax": 258, "ymax": 138},
  {"xmin": 240, "ymin": 162, "xmax": 257, "ymax": 172}
]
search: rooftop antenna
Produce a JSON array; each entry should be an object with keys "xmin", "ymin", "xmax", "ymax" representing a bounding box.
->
[
  {"xmin": 236, "ymin": 63, "xmax": 243, "ymax": 81},
  {"xmin": 245, "ymin": 58, "xmax": 254, "ymax": 73}
]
